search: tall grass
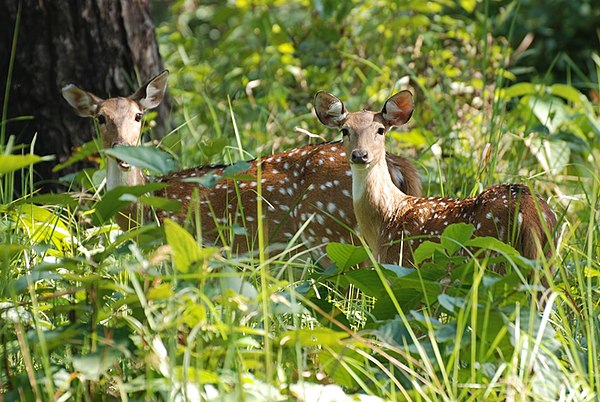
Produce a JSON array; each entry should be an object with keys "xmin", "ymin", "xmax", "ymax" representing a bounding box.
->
[{"xmin": 1, "ymin": 1, "xmax": 599, "ymax": 401}]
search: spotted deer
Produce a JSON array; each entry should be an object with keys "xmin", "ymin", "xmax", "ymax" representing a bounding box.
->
[
  {"xmin": 62, "ymin": 71, "xmax": 422, "ymax": 253},
  {"xmin": 314, "ymin": 90, "xmax": 557, "ymax": 266}
]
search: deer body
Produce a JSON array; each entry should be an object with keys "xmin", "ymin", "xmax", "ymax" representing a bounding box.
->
[
  {"xmin": 314, "ymin": 90, "xmax": 557, "ymax": 265},
  {"xmin": 155, "ymin": 140, "xmax": 420, "ymax": 250},
  {"xmin": 62, "ymin": 71, "xmax": 422, "ymax": 252}
]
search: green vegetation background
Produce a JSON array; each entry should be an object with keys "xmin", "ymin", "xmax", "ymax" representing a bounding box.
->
[{"xmin": 1, "ymin": 0, "xmax": 599, "ymax": 400}]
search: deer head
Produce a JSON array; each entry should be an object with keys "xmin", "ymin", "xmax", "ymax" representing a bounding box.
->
[
  {"xmin": 62, "ymin": 70, "xmax": 168, "ymax": 189},
  {"xmin": 315, "ymin": 90, "xmax": 414, "ymax": 172}
]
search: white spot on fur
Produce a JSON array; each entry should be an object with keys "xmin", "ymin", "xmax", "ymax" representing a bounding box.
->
[{"xmin": 327, "ymin": 202, "xmax": 336, "ymax": 213}]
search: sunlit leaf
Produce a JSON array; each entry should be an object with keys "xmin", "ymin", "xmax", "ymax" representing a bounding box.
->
[
  {"xmin": 326, "ymin": 242, "xmax": 369, "ymax": 270},
  {"xmin": 440, "ymin": 223, "xmax": 474, "ymax": 255},
  {"xmin": 15, "ymin": 204, "xmax": 73, "ymax": 252},
  {"xmin": 526, "ymin": 95, "xmax": 569, "ymax": 133},
  {"xmin": 465, "ymin": 236, "xmax": 519, "ymax": 256},
  {"xmin": 147, "ymin": 283, "xmax": 173, "ymax": 300},
  {"xmin": 0, "ymin": 154, "xmax": 43, "ymax": 175},
  {"xmin": 164, "ymin": 219, "xmax": 218, "ymax": 273},
  {"xmin": 413, "ymin": 240, "xmax": 446, "ymax": 264},
  {"xmin": 501, "ymin": 82, "xmax": 538, "ymax": 100},
  {"xmin": 280, "ymin": 327, "xmax": 349, "ymax": 347},
  {"xmin": 527, "ymin": 137, "xmax": 570, "ymax": 175},
  {"xmin": 549, "ymin": 84, "xmax": 587, "ymax": 106}
]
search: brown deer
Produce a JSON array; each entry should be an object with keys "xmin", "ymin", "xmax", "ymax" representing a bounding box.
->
[
  {"xmin": 62, "ymin": 71, "xmax": 422, "ymax": 253},
  {"xmin": 314, "ymin": 90, "xmax": 557, "ymax": 266}
]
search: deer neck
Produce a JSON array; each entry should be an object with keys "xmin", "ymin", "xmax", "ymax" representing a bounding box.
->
[
  {"xmin": 351, "ymin": 158, "xmax": 408, "ymax": 259},
  {"xmin": 106, "ymin": 158, "xmax": 147, "ymax": 191}
]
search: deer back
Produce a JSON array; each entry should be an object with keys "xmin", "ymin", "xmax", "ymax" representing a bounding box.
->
[{"xmin": 155, "ymin": 141, "xmax": 421, "ymax": 252}]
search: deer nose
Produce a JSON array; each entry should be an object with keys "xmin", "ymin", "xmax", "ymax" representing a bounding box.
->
[{"xmin": 351, "ymin": 150, "xmax": 369, "ymax": 164}]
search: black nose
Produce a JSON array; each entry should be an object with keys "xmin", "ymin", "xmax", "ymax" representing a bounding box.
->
[{"xmin": 351, "ymin": 150, "xmax": 369, "ymax": 164}]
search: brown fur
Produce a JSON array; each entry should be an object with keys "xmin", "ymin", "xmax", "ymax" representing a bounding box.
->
[{"xmin": 155, "ymin": 141, "xmax": 421, "ymax": 253}]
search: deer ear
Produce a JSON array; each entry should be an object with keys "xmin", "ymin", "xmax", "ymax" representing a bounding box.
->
[
  {"xmin": 131, "ymin": 70, "xmax": 169, "ymax": 110},
  {"xmin": 62, "ymin": 84, "xmax": 103, "ymax": 117},
  {"xmin": 314, "ymin": 91, "xmax": 348, "ymax": 128},
  {"xmin": 382, "ymin": 90, "xmax": 414, "ymax": 127}
]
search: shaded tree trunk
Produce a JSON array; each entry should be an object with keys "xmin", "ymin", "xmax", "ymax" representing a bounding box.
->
[{"xmin": 0, "ymin": 0, "xmax": 170, "ymax": 193}]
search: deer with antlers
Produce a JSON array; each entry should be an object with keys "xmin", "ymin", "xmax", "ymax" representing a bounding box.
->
[
  {"xmin": 314, "ymin": 90, "xmax": 557, "ymax": 266},
  {"xmin": 62, "ymin": 71, "xmax": 422, "ymax": 253}
]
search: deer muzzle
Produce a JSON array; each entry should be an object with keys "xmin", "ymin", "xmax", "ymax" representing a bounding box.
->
[{"xmin": 351, "ymin": 150, "xmax": 369, "ymax": 165}]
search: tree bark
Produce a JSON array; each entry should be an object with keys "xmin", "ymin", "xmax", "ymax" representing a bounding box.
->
[{"xmin": 0, "ymin": 0, "xmax": 169, "ymax": 193}]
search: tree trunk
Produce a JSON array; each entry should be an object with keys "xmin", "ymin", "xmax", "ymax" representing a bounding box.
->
[{"xmin": 0, "ymin": 0, "xmax": 169, "ymax": 193}]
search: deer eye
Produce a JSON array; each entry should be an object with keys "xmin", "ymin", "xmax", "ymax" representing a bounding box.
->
[
  {"xmin": 377, "ymin": 127, "xmax": 385, "ymax": 135},
  {"xmin": 134, "ymin": 112, "xmax": 143, "ymax": 122},
  {"xmin": 341, "ymin": 128, "xmax": 349, "ymax": 136},
  {"xmin": 97, "ymin": 114, "xmax": 106, "ymax": 124}
]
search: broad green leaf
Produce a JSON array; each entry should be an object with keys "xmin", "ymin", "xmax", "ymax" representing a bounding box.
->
[
  {"xmin": 549, "ymin": 84, "xmax": 587, "ymax": 106},
  {"xmin": 435, "ymin": 323, "xmax": 461, "ymax": 343},
  {"xmin": 12, "ymin": 271, "xmax": 62, "ymax": 292},
  {"xmin": 390, "ymin": 276, "xmax": 442, "ymax": 296},
  {"xmin": 164, "ymin": 219, "xmax": 218, "ymax": 273},
  {"xmin": 0, "ymin": 154, "xmax": 43, "ymax": 175},
  {"xmin": 26, "ymin": 193, "xmax": 81, "ymax": 209},
  {"xmin": 139, "ymin": 195, "xmax": 182, "ymax": 211},
  {"xmin": 527, "ymin": 137, "xmax": 570, "ymax": 175},
  {"xmin": 438, "ymin": 294, "xmax": 468, "ymax": 314},
  {"xmin": 93, "ymin": 182, "xmax": 166, "ymax": 224},
  {"xmin": 502, "ymin": 82, "xmax": 538, "ymax": 100},
  {"xmin": 465, "ymin": 236, "xmax": 519, "ymax": 256},
  {"xmin": 147, "ymin": 283, "xmax": 174, "ymax": 300},
  {"xmin": 318, "ymin": 349, "xmax": 362, "ymax": 388},
  {"xmin": 413, "ymin": 240, "xmax": 446, "ymax": 264},
  {"xmin": 371, "ymin": 270, "xmax": 444, "ymax": 319},
  {"xmin": 181, "ymin": 303, "xmax": 208, "ymax": 327},
  {"xmin": 222, "ymin": 160, "xmax": 252, "ymax": 177},
  {"xmin": 101, "ymin": 224, "xmax": 163, "ymax": 257},
  {"xmin": 585, "ymin": 267, "xmax": 600, "ymax": 278},
  {"xmin": 105, "ymin": 145, "xmax": 176, "ymax": 175},
  {"xmin": 370, "ymin": 319, "xmax": 412, "ymax": 348},
  {"xmin": 29, "ymin": 326, "xmax": 84, "ymax": 352},
  {"xmin": 326, "ymin": 242, "xmax": 369, "ymax": 270},
  {"xmin": 15, "ymin": 204, "xmax": 73, "ymax": 252},
  {"xmin": 526, "ymin": 95, "xmax": 569, "ymax": 133},
  {"xmin": 280, "ymin": 327, "xmax": 349, "ymax": 347},
  {"xmin": 184, "ymin": 173, "xmax": 220, "ymax": 188},
  {"xmin": 440, "ymin": 223, "xmax": 474, "ymax": 255},
  {"xmin": 336, "ymin": 269, "xmax": 385, "ymax": 296},
  {"xmin": 0, "ymin": 244, "xmax": 26, "ymax": 261},
  {"xmin": 173, "ymin": 366, "xmax": 219, "ymax": 384},
  {"xmin": 381, "ymin": 264, "xmax": 415, "ymax": 278}
]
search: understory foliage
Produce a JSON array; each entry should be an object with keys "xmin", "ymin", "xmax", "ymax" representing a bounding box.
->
[{"xmin": 1, "ymin": 0, "xmax": 599, "ymax": 400}]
